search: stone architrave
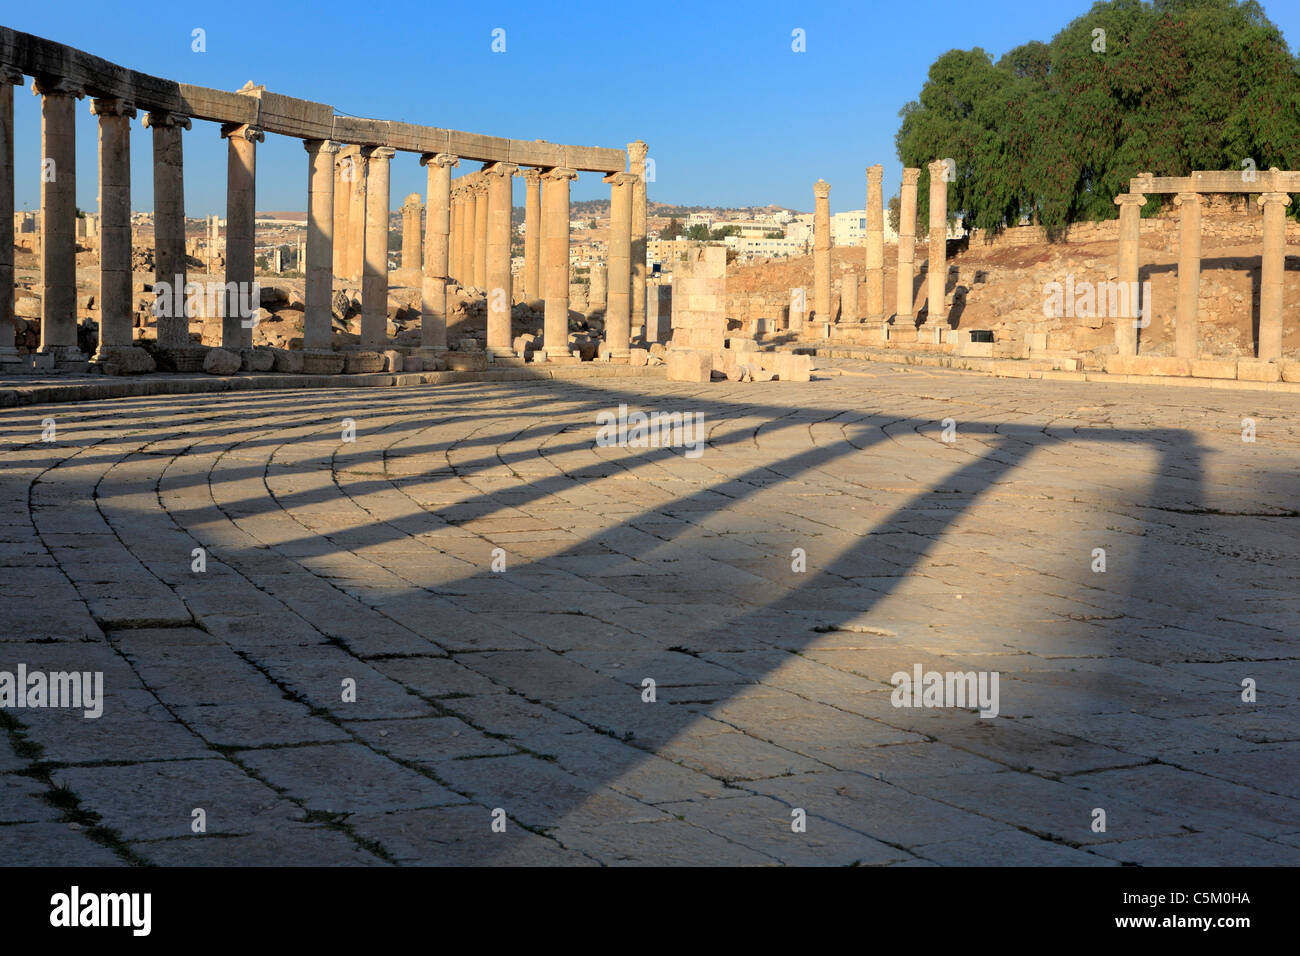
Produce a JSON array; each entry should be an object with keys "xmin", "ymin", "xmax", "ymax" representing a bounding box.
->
[
  {"xmin": 483, "ymin": 162, "xmax": 518, "ymax": 358},
  {"xmin": 420, "ymin": 152, "xmax": 458, "ymax": 356},
  {"xmin": 359, "ymin": 145, "xmax": 394, "ymax": 350},
  {"xmin": 813, "ymin": 179, "xmax": 831, "ymax": 322},
  {"xmin": 34, "ymin": 76, "xmax": 83, "ymax": 360},
  {"xmin": 303, "ymin": 139, "xmax": 339, "ymax": 352},
  {"xmin": 144, "ymin": 110, "xmax": 192, "ymax": 349},
  {"xmin": 221, "ymin": 122, "xmax": 264, "ymax": 350},
  {"xmin": 541, "ymin": 166, "xmax": 578, "ymax": 359},
  {"xmin": 895, "ymin": 168, "xmax": 919, "ymax": 325},
  {"xmin": 864, "ymin": 164, "xmax": 884, "ymax": 322},
  {"xmin": 1173, "ymin": 191, "xmax": 1203, "ymax": 360},
  {"xmin": 1114, "ymin": 192, "xmax": 1146, "ymax": 357},
  {"xmin": 1257, "ymin": 189, "xmax": 1290, "ymax": 361}
]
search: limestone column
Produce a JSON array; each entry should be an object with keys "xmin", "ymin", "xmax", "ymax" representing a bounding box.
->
[
  {"xmin": 589, "ymin": 261, "xmax": 607, "ymax": 315},
  {"xmin": 926, "ymin": 159, "xmax": 949, "ymax": 327},
  {"xmin": 865, "ymin": 164, "xmax": 884, "ymax": 322},
  {"xmin": 401, "ymin": 193, "xmax": 422, "ymax": 271},
  {"xmin": 542, "ymin": 166, "xmax": 578, "ymax": 359},
  {"xmin": 347, "ymin": 150, "xmax": 366, "ymax": 283},
  {"xmin": 222, "ymin": 123, "xmax": 263, "ymax": 350},
  {"xmin": 332, "ymin": 150, "xmax": 349, "ymax": 277},
  {"xmin": 473, "ymin": 180, "xmax": 489, "ymax": 290},
  {"xmin": 813, "ymin": 179, "xmax": 831, "ymax": 322},
  {"xmin": 459, "ymin": 184, "xmax": 474, "ymax": 285},
  {"xmin": 448, "ymin": 190, "xmax": 460, "ymax": 284},
  {"xmin": 604, "ymin": 172, "xmax": 636, "ymax": 358},
  {"xmin": 303, "ymin": 139, "xmax": 338, "ymax": 352},
  {"xmin": 895, "ymin": 168, "xmax": 920, "ymax": 325},
  {"xmin": 521, "ymin": 167, "xmax": 542, "ymax": 301},
  {"xmin": 1173, "ymin": 191, "xmax": 1203, "ymax": 360},
  {"xmin": 841, "ymin": 273, "xmax": 858, "ymax": 322},
  {"xmin": 90, "ymin": 97, "xmax": 136, "ymax": 358},
  {"xmin": 34, "ymin": 77, "xmax": 83, "ymax": 359},
  {"xmin": 483, "ymin": 163, "xmax": 519, "ymax": 357},
  {"xmin": 628, "ymin": 140, "xmax": 648, "ymax": 338},
  {"xmin": 360, "ymin": 146, "xmax": 394, "ymax": 351},
  {"xmin": 1114, "ymin": 192, "xmax": 1145, "ymax": 356},
  {"xmin": 0, "ymin": 69, "xmax": 23, "ymax": 365},
  {"xmin": 1257, "ymin": 189, "xmax": 1290, "ymax": 362},
  {"xmin": 145, "ymin": 110, "xmax": 192, "ymax": 349},
  {"xmin": 420, "ymin": 152, "xmax": 458, "ymax": 357}
]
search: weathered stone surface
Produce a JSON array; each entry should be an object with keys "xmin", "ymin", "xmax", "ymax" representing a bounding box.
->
[
  {"xmin": 443, "ymin": 351, "xmax": 488, "ymax": 371},
  {"xmin": 203, "ymin": 347, "xmax": 242, "ymax": 375},
  {"xmin": 666, "ymin": 348, "xmax": 711, "ymax": 383},
  {"xmin": 1237, "ymin": 359, "xmax": 1281, "ymax": 383},
  {"xmin": 241, "ymin": 348, "xmax": 275, "ymax": 372},
  {"xmin": 343, "ymin": 350, "xmax": 385, "ymax": 374}
]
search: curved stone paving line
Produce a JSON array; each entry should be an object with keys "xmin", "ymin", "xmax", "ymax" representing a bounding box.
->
[{"xmin": 1, "ymin": 361, "xmax": 1299, "ymax": 865}]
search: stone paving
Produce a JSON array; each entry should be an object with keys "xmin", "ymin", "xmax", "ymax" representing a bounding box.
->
[{"xmin": 1, "ymin": 357, "xmax": 1298, "ymax": 866}]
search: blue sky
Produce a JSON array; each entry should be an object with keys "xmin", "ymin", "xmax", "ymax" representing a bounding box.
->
[{"xmin": 6, "ymin": 0, "xmax": 1300, "ymax": 217}]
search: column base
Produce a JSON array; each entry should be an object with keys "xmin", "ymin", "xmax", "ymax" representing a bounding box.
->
[
  {"xmin": 487, "ymin": 346, "xmax": 516, "ymax": 360},
  {"xmin": 93, "ymin": 345, "xmax": 158, "ymax": 376},
  {"xmin": 152, "ymin": 345, "xmax": 210, "ymax": 373},
  {"xmin": 38, "ymin": 346, "xmax": 89, "ymax": 372},
  {"xmin": 302, "ymin": 350, "xmax": 346, "ymax": 375}
]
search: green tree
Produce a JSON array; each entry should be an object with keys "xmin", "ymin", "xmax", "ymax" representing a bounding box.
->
[
  {"xmin": 709, "ymin": 225, "xmax": 740, "ymax": 240},
  {"xmin": 686, "ymin": 223, "xmax": 711, "ymax": 241},
  {"xmin": 661, "ymin": 217, "xmax": 684, "ymax": 240}
]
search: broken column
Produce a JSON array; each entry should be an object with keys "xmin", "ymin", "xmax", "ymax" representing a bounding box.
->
[
  {"xmin": 401, "ymin": 192, "xmax": 422, "ymax": 273},
  {"xmin": 420, "ymin": 152, "xmax": 458, "ymax": 359},
  {"xmin": 604, "ymin": 171, "xmax": 636, "ymax": 359},
  {"xmin": 896, "ymin": 167, "xmax": 919, "ymax": 327},
  {"xmin": 35, "ymin": 76, "xmax": 83, "ymax": 361},
  {"xmin": 303, "ymin": 139, "xmax": 338, "ymax": 352},
  {"xmin": 1174, "ymin": 190, "xmax": 1202, "ymax": 360},
  {"xmin": 222, "ymin": 122, "xmax": 263, "ymax": 351},
  {"xmin": 589, "ymin": 261, "xmax": 607, "ymax": 316},
  {"xmin": 484, "ymin": 162, "xmax": 518, "ymax": 358},
  {"xmin": 521, "ymin": 167, "xmax": 542, "ymax": 302},
  {"xmin": 1257, "ymin": 188, "xmax": 1290, "ymax": 362},
  {"xmin": 813, "ymin": 178, "xmax": 831, "ymax": 323},
  {"xmin": 1114, "ymin": 191, "xmax": 1145, "ymax": 357},
  {"xmin": 926, "ymin": 159, "xmax": 949, "ymax": 328},
  {"xmin": 541, "ymin": 166, "xmax": 577, "ymax": 360},
  {"xmin": 865, "ymin": 164, "xmax": 884, "ymax": 323},
  {"xmin": 146, "ymin": 110, "xmax": 192, "ymax": 350},
  {"xmin": 628, "ymin": 140, "xmax": 648, "ymax": 339},
  {"xmin": 360, "ymin": 146, "xmax": 394, "ymax": 351}
]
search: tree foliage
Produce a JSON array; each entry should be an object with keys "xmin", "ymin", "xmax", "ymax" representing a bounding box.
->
[{"xmin": 895, "ymin": 0, "xmax": 1300, "ymax": 234}]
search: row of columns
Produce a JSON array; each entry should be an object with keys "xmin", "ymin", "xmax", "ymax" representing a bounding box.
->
[{"xmin": 1115, "ymin": 187, "xmax": 1289, "ymax": 361}]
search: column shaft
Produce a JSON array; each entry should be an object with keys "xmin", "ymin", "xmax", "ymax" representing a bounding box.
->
[
  {"xmin": 896, "ymin": 168, "xmax": 919, "ymax": 325},
  {"xmin": 0, "ymin": 71, "xmax": 21, "ymax": 362},
  {"xmin": 222, "ymin": 124, "xmax": 262, "ymax": 349},
  {"xmin": 865, "ymin": 164, "xmax": 884, "ymax": 322},
  {"xmin": 628, "ymin": 141, "xmax": 648, "ymax": 338},
  {"xmin": 420, "ymin": 152, "xmax": 458, "ymax": 354},
  {"xmin": 347, "ymin": 151, "xmax": 366, "ymax": 283},
  {"xmin": 473, "ymin": 184, "xmax": 489, "ymax": 290},
  {"xmin": 36, "ymin": 81, "xmax": 80, "ymax": 356},
  {"xmin": 813, "ymin": 179, "xmax": 831, "ymax": 321},
  {"xmin": 1174, "ymin": 191, "xmax": 1202, "ymax": 360},
  {"xmin": 1258, "ymin": 191, "xmax": 1290, "ymax": 361},
  {"xmin": 522, "ymin": 168, "xmax": 542, "ymax": 301},
  {"xmin": 542, "ymin": 167, "xmax": 577, "ymax": 357},
  {"xmin": 360, "ymin": 146, "xmax": 394, "ymax": 350},
  {"xmin": 146, "ymin": 111, "xmax": 191, "ymax": 348},
  {"xmin": 1114, "ymin": 193, "xmax": 1145, "ymax": 356},
  {"xmin": 401, "ymin": 194, "xmax": 422, "ymax": 271},
  {"xmin": 332, "ymin": 152, "xmax": 349, "ymax": 277},
  {"xmin": 93, "ymin": 98, "xmax": 135, "ymax": 352},
  {"xmin": 484, "ymin": 162, "xmax": 518, "ymax": 357},
  {"xmin": 604, "ymin": 172, "xmax": 636, "ymax": 357},
  {"xmin": 926, "ymin": 159, "xmax": 948, "ymax": 326},
  {"xmin": 304, "ymin": 139, "xmax": 338, "ymax": 351}
]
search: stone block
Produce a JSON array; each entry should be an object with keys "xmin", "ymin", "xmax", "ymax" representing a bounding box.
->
[
  {"xmin": 301, "ymin": 351, "xmax": 345, "ymax": 375},
  {"xmin": 442, "ymin": 351, "xmax": 488, "ymax": 372},
  {"xmin": 1105, "ymin": 355, "xmax": 1190, "ymax": 377},
  {"xmin": 1281, "ymin": 360, "xmax": 1300, "ymax": 383},
  {"xmin": 1191, "ymin": 359, "xmax": 1237, "ymax": 380},
  {"xmin": 203, "ymin": 348, "xmax": 242, "ymax": 375},
  {"xmin": 775, "ymin": 352, "xmax": 812, "ymax": 382},
  {"xmin": 96, "ymin": 346, "xmax": 156, "ymax": 376},
  {"xmin": 666, "ymin": 349, "xmax": 712, "ymax": 383},
  {"xmin": 241, "ymin": 348, "xmax": 275, "ymax": 372},
  {"xmin": 382, "ymin": 350, "xmax": 403, "ymax": 373},
  {"xmin": 1237, "ymin": 359, "xmax": 1280, "ymax": 383},
  {"xmin": 628, "ymin": 348, "xmax": 649, "ymax": 367},
  {"xmin": 272, "ymin": 349, "xmax": 305, "ymax": 374},
  {"xmin": 343, "ymin": 350, "xmax": 385, "ymax": 374}
]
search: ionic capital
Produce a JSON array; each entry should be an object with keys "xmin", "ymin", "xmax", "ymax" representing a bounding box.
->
[
  {"xmin": 1257, "ymin": 191, "xmax": 1291, "ymax": 209},
  {"xmin": 221, "ymin": 123, "xmax": 265, "ymax": 143},
  {"xmin": 603, "ymin": 171, "xmax": 638, "ymax": 187},
  {"xmin": 542, "ymin": 166, "xmax": 578, "ymax": 183},
  {"xmin": 143, "ymin": 110, "xmax": 192, "ymax": 130},
  {"xmin": 90, "ymin": 97, "xmax": 136, "ymax": 118},
  {"xmin": 420, "ymin": 152, "xmax": 459, "ymax": 169},
  {"xmin": 0, "ymin": 67, "xmax": 23, "ymax": 87},
  {"xmin": 1114, "ymin": 192, "xmax": 1147, "ymax": 207},
  {"xmin": 360, "ymin": 145, "xmax": 396, "ymax": 161},
  {"xmin": 31, "ymin": 75, "xmax": 83, "ymax": 98},
  {"xmin": 901, "ymin": 168, "xmax": 921, "ymax": 186},
  {"xmin": 482, "ymin": 161, "xmax": 519, "ymax": 179},
  {"xmin": 866, "ymin": 164, "xmax": 883, "ymax": 184},
  {"xmin": 1173, "ymin": 191, "xmax": 1204, "ymax": 207},
  {"xmin": 304, "ymin": 139, "xmax": 341, "ymax": 155}
]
